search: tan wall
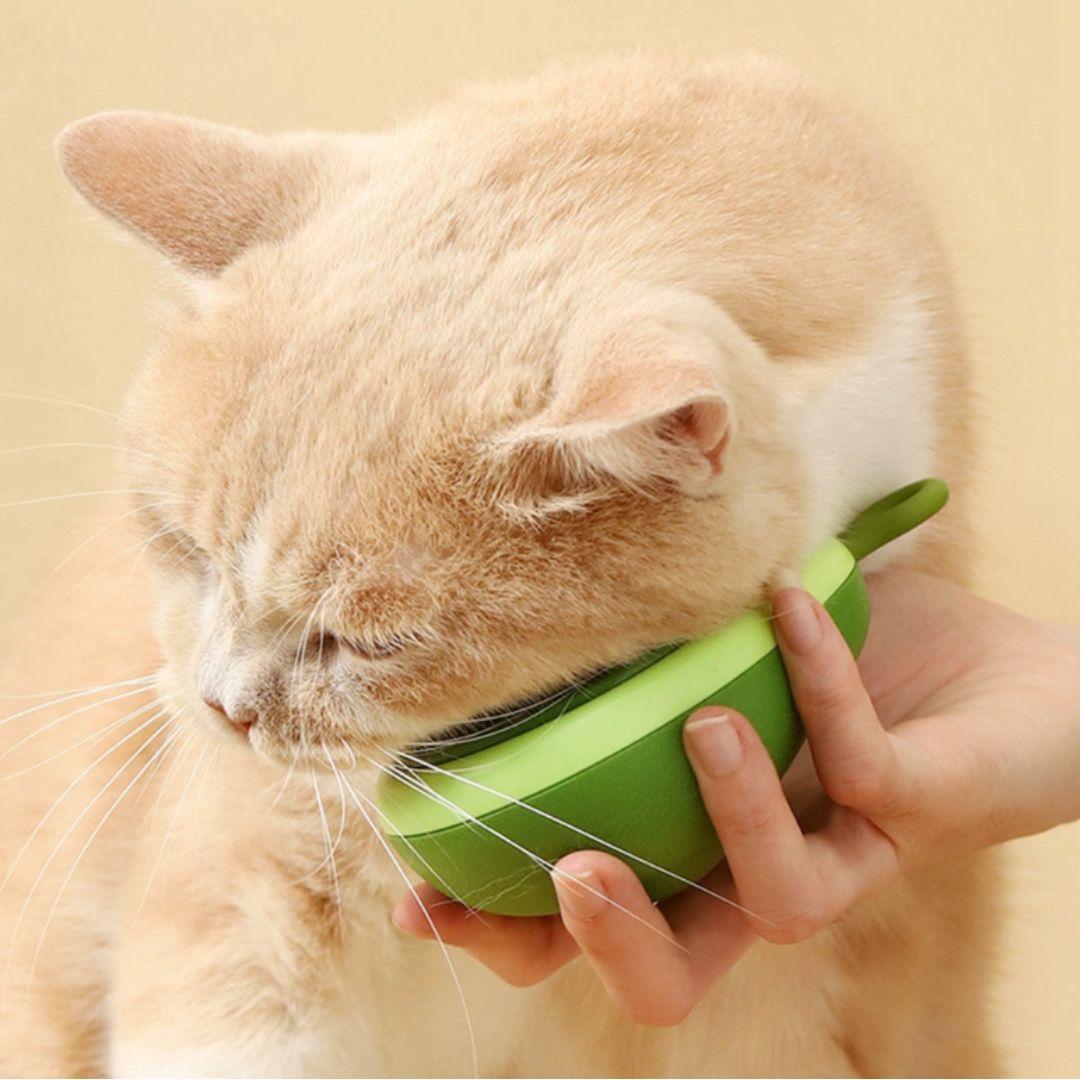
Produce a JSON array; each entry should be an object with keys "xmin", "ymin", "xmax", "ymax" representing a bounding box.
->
[{"xmin": 2, "ymin": 1, "xmax": 1076, "ymax": 1074}]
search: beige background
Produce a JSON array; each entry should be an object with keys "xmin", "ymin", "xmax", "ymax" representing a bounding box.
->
[{"xmin": 1, "ymin": 1, "xmax": 1077, "ymax": 1074}]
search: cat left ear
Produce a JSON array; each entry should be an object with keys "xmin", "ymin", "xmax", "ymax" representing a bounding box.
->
[
  {"xmin": 500, "ymin": 291, "xmax": 756, "ymax": 497},
  {"xmin": 55, "ymin": 111, "xmax": 347, "ymax": 274}
]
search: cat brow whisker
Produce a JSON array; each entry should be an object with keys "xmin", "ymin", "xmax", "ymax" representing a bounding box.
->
[
  {"xmin": 24, "ymin": 720, "xmax": 188, "ymax": 999},
  {"xmin": 46, "ymin": 505, "xmax": 152, "ymax": 582},
  {"xmin": 337, "ymin": 770, "xmax": 479, "ymax": 1079},
  {"xmin": 112, "ymin": 526, "xmax": 191, "ymax": 596},
  {"xmin": 112, "ymin": 519, "xmax": 205, "ymax": 594},
  {"xmin": 392, "ymin": 748, "xmax": 774, "ymax": 931},
  {"xmin": 0, "ymin": 390, "xmax": 121, "ymax": 423},
  {"xmin": 0, "ymin": 441, "xmax": 159, "ymax": 462},
  {"xmin": 0, "ymin": 489, "xmax": 172, "ymax": 512}
]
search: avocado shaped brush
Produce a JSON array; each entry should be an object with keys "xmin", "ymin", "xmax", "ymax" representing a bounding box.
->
[{"xmin": 377, "ymin": 478, "xmax": 948, "ymax": 916}]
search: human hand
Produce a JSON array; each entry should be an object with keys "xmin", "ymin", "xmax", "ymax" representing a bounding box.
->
[{"xmin": 391, "ymin": 568, "xmax": 1080, "ymax": 1025}]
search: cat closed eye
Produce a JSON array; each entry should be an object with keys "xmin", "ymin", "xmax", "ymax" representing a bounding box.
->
[{"xmin": 337, "ymin": 633, "xmax": 412, "ymax": 660}]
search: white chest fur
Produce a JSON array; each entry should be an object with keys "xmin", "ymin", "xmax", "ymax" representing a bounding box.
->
[{"xmin": 792, "ymin": 293, "xmax": 940, "ymax": 567}]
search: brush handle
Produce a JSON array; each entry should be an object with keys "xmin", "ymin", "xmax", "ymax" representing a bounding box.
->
[{"xmin": 839, "ymin": 478, "xmax": 949, "ymax": 562}]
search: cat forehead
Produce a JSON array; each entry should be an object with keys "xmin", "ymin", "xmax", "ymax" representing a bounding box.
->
[
  {"xmin": 231, "ymin": 509, "xmax": 445, "ymax": 620},
  {"xmin": 172, "ymin": 228, "xmax": 572, "ymax": 427}
]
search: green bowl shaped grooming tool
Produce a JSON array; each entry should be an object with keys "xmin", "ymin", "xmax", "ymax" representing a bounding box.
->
[{"xmin": 377, "ymin": 478, "xmax": 948, "ymax": 916}]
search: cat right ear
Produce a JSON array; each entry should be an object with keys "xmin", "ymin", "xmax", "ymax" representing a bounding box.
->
[
  {"xmin": 493, "ymin": 290, "xmax": 769, "ymax": 501},
  {"xmin": 55, "ymin": 111, "xmax": 349, "ymax": 274}
]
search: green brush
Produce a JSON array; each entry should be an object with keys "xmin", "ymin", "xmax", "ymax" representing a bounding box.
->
[{"xmin": 377, "ymin": 478, "xmax": 948, "ymax": 916}]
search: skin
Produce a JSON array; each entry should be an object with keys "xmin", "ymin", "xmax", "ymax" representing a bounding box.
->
[{"xmin": 392, "ymin": 567, "xmax": 1080, "ymax": 1026}]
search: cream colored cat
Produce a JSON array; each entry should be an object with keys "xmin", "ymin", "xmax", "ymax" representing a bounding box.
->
[{"xmin": 0, "ymin": 55, "xmax": 999, "ymax": 1077}]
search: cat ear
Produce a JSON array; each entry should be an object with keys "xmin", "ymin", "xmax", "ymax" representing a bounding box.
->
[
  {"xmin": 499, "ymin": 292, "xmax": 759, "ymax": 497},
  {"xmin": 55, "ymin": 111, "xmax": 344, "ymax": 274}
]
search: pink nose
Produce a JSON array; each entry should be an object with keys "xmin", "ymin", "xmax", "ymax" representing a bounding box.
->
[{"xmin": 203, "ymin": 696, "xmax": 256, "ymax": 736}]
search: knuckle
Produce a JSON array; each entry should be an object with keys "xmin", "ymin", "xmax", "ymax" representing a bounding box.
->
[
  {"xmin": 626, "ymin": 996, "xmax": 694, "ymax": 1028},
  {"xmin": 824, "ymin": 756, "xmax": 898, "ymax": 814},
  {"xmin": 496, "ymin": 960, "xmax": 552, "ymax": 988},
  {"xmin": 759, "ymin": 901, "xmax": 829, "ymax": 946},
  {"xmin": 800, "ymin": 673, "xmax": 858, "ymax": 719},
  {"xmin": 722, "ymin": 800, "xmax": 778, "ymax": 846},
  {"xmin": 822, "ymin": 761, "xmax": 882, "ymax": 808}
]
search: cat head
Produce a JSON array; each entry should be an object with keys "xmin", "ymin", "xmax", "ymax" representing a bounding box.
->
[{"xmin": 56, "ymin": 101, "xmax": 807, "ymax": 770}]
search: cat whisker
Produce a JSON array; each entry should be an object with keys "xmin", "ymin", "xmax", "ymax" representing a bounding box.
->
[
  {"xmin": 190, "ymin": 740, "xmax": 222, "ymax": 823},
  {"xmin": 325, "ymin": 753, "xmax": 349, "ymax": 859},
  {"xmin": 131, "ymin": 729, "xmax": 211, "ymax": 925},
  {"xmin": 285, "ymin": 763, "xmax": 342, "ymax": 890},
  {"xmin": 0, "ymin": 675, "xmax": 156, "ymax": 723},
  {"xmin": 336, "ymin": 771, "xmax": 479, "ymax": 1079},
  {"xmin": 308, "ymin": 763, "xmax": 344, "ymax": 934},
  {"xmin": 420, "ymin": 684, "xmax": 584, "ymax": 771},
  {"xmin": 264, "ymin": 609, "xmax": 312, "ymax": 655},
  {"xmin": 391, "ymin": 747, "xmax": 774, "ymax": 931},
  {"xmin": 260, "ymin": 755, "xmax": 299, "ymax": 821},
  {"xmin": 2, "ymin": 713, "xmax": 174, "ymax": 1000},
  {"xmin": 0, "ymin": 708, "xmax": 172, "ymax": 899},
  {"xmin": 343, "ymin": 755, "xmax": 484, "ymax": 926},
  {"xmin": 0, "ymin": 685, "xmax": 158, "ymax": 770},
  {"xmin": 408, "ymin": 685, "xmax": 578, "ymax": 751},
  {"xmin": 0, "ymin": 697, "xmax": 162, "ymax": 782},
  {"xmin": 24, "ymin": 720, "xmax": 188, "ymax": 1000},
  {"xmin": 290, "ymin": 603, "xmax": 325, "ymax": 755},
  {"xmin": 135, "ymin": 720, "xmax": 200, "ymax": 823},
  {"xmin": 368, "ymin": 750, "xmax": 687, "ymax": 949}
]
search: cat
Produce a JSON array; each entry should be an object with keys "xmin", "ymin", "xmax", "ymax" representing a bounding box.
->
[{"xmin": 0, "ymin": 54, "xmax": 1000, "ymax": 1077}]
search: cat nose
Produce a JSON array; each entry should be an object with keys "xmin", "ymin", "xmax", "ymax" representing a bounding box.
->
[{"xmin": 202, "ymin": 696, "xmax": 257, "ymax": 736}]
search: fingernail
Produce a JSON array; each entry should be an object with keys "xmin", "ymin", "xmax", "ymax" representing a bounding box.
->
[
  {"xmin": 552, "ymin": 868, "xmax": 608, "ymax": 921},
  {"xmin": 772, "ymin": 569, "xmax": 823, "ymax": 654},
  {"xmin": 684, "ymin": 711, "xmax": 743, "ymax": 777}
]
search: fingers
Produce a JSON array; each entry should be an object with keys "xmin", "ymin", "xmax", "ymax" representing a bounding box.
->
[
  {"xmin": 392, "ymin": 882, "xmax": 579, "ymax": 987},
  {"xmin": 771, "ymin": 580, "xmax": 911, "ymax": 816},
  {"xmin": 392, "ymin": 578, "xmax": 928, "ymax": 1016},
  {"xmin": 550, "ymin": 851, "xmax": 700, "ymax": 1026},
  {"xmin": 682, "ymin": 709, "xmax": 832, "ymax": 943},
  {"xmin": 681, "ymin": 706, "xmax": 903, "ymax": 947}
]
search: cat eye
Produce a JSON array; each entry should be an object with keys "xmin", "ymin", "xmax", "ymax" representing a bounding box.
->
[{"xmin": 339, "ymin": 634, "xmax": 411, "ymax": 661}]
